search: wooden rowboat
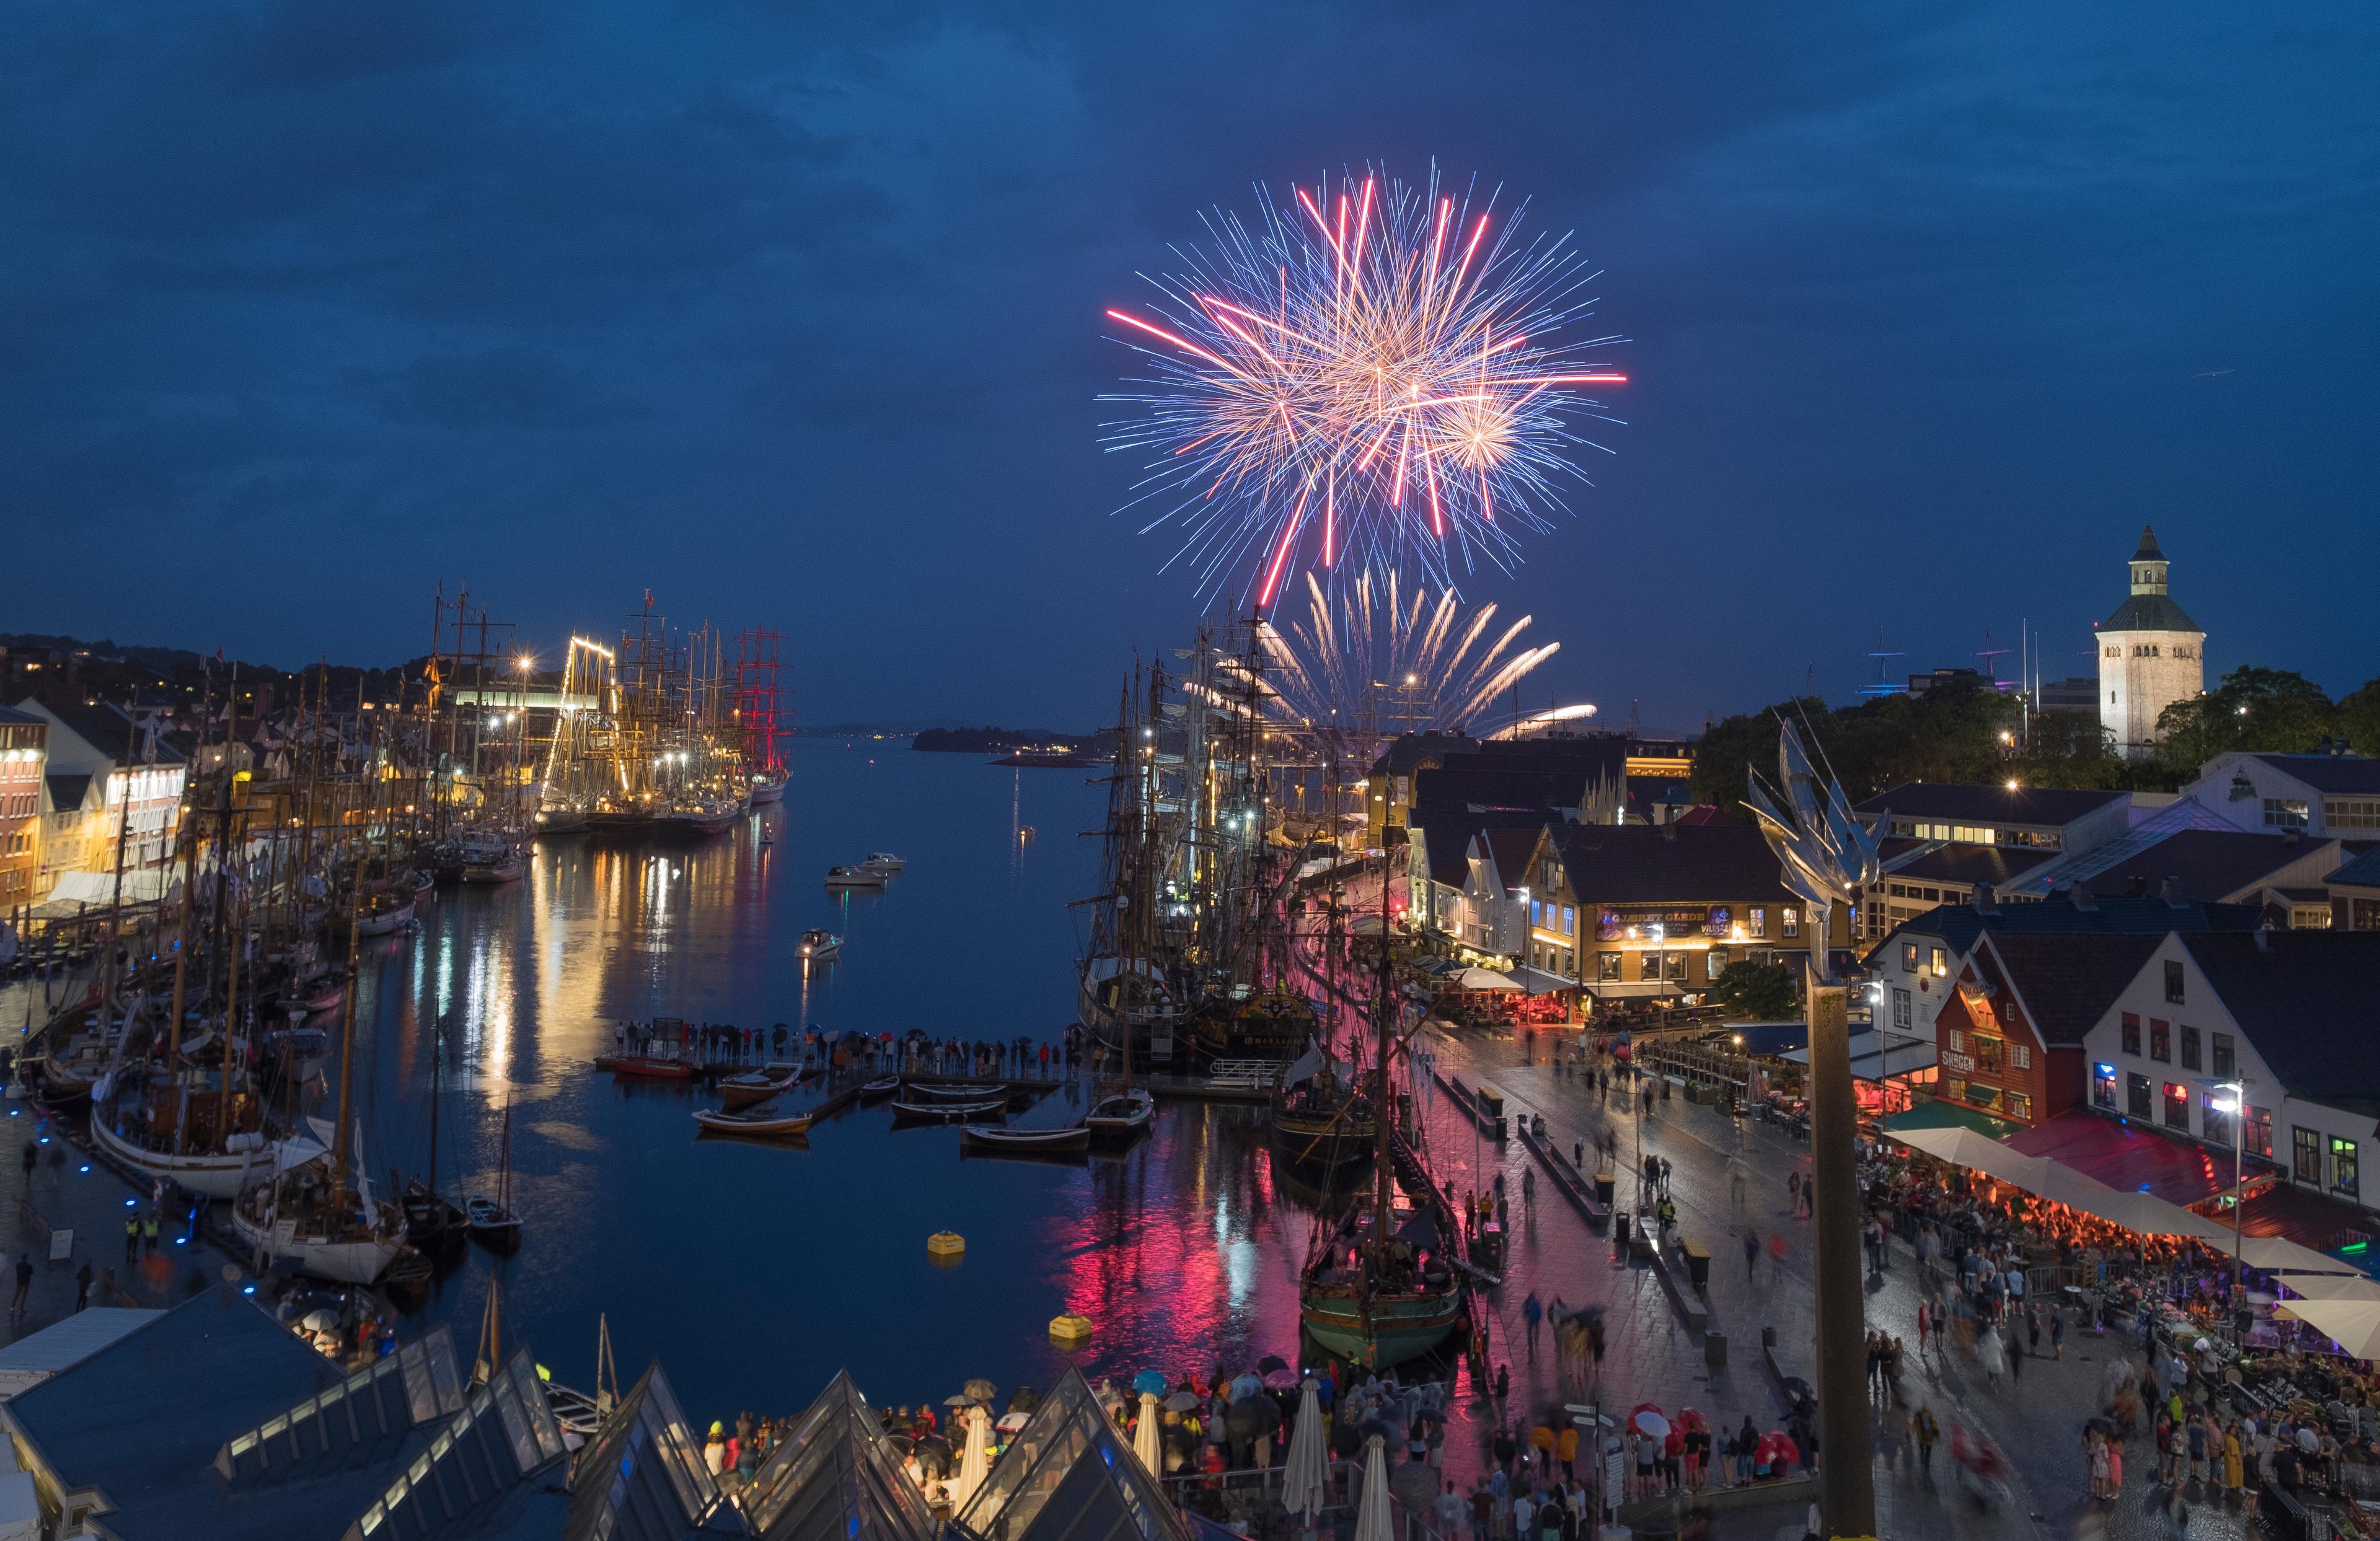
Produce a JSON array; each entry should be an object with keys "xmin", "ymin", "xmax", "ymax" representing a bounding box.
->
[
  {"xmin": 694, "ymin": 1104, "xmax": 814, "ymax": 1138},
  {"xmin": 718, "ymin": 1070, "xmax": 798, "ymax": 1110},
  {"xmin": 612, "ymin": 1056, "xmax": 695, "ymax": 1081},
  {"xmin": 901, "ymin": 1081, "xmax": 1006, "ymax": 1102},
  {"xmin": 858, "ymin": 1075, "xmax": 902, "ymax": 1101},
  {"xmin": 960, "ymin": 1122, "xmax": 1088, "ymax": 1152},
  {"xmin": 889, "ymin": 1097, "xmax": 1008, "ymax": 1121}
]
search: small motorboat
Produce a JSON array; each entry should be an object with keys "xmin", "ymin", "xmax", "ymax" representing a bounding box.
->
[
  {"xmin": 610, "ymin": 1055, "xmax": 694, "ymax": 1081},
  {"xmin": 862, "ymin": 852, "xmax": 906, "ymax": 874},
  {"xmin": 759, "ymin": 830, "xmax": 774, "ymax": 847},
  {"xmin": 824, "ymin": 866, "xmax": 888, "ymax": 889},
  {"xmin": 900, "ymin": 1081, "xmax": 1007, "ymax": 1102},
  {"xmin": 717, "ymin": 1069, "xmax": 798, "ymax": 1110},
  {"xmin": 798, "ymin": 929, "xmax": 843, "ymax": 962},
  {"xmin": 694, "ymin": 1104, "xmax": 814, "ymax": 1138},
  {"xmin": 890, "ymin": 1097, "xmax": 1008, "ymax": 1121},
  {"xmin": 465, "ymin": 1195, "xmax": 522, "ymax": 1250},
  {"xmin": 1086, "ymin": 1088, "xmax": 1156, "ymax": 1140},
  {"xmin": 960, "ymin": 1121, "xmax": 1088, "ymax": 1152},
  {"xmin": 858, "ymin": 1075, "xmax": 901, "ymax": 1102}
]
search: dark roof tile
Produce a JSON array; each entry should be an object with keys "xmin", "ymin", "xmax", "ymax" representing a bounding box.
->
[
  {"xmin": 1854, "ymin": 783, "xmax": 2126, "ymax": 826},
  {"xmin": 1550, "ymin": 823, "xmax": 1794, "ymax": 904},
  {"xmin": 2180, "ymin": 931, "xmax": 2380, "ymax": 1104},
  {"xmin": 2252, "ymin": 754, "xmax": 2380, "ymax": 796},
  {"xmin": 1981, "ymin": 933, "xmax": 2165, "ymax": 1047}
]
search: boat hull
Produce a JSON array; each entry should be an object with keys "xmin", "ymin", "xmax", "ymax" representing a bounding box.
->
[
  {"xmin": 90, "ymin": 1117, "xmax": 285, "ymax": 1200},
  {"xmin": 230, "ymin": 1206, "xmax": 403, "ymax": 1286},
  {"xmin": 1298, "ymin": 1289, "xmax": 1463, "ymax": 1369},
  {"xmin": 961, "ymin": 1124, "xmax": 1088, "ymax": 1152},
  {"xmin": 353, "ymin": 901, "xmax": 416, "ymax": 937},
  {"xmin": 1269, "ymin": 1113, "xmax": 1377, "ymax": 1172},
  {"xmin": 747, "ymin": 776, "xmax": 787, "ymax": 806}
]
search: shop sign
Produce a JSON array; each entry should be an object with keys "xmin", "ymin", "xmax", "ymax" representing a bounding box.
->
[{"xmin": 1940, "ymin": 1050, "xmax": 1974, "ymax": 1074}]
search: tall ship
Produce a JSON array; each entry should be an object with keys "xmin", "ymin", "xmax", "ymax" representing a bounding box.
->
[{"xmin": 1077, "ymin": 665, "xmax": 1189, "ymax": 1065}]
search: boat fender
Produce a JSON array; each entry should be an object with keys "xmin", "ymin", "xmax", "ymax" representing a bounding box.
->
[
  {"xmin": 1049, "ymin": 1314, "xmax": 1093, "ymax": 1345},
  {"xmin": 927, "ymin": 1231, "xmax": 966, "ymax": 1258}
]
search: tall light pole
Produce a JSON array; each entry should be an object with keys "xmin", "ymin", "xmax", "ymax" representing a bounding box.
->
[
  {"xmin": 1746, "ymin": 721, "xmax": 1884, "ymax": 1541},
  {"xmin": 2210, "ymin": 1078, "xmax": 2251, "ymax": 1340}
]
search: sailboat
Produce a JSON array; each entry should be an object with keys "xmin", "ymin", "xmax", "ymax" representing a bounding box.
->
[
  {"xmin": 1269, "ymin": 1037, "xmax": 1375, "ymax": 1178},
  {"xmin": 1297, "ymin": 850, "xmax": 1465, "ymax": 1369},
  {"xmin": 401, "ymin": 1017, "xmax": 468, "ymax": 1255},
  {"xmin": 467, "ymin": 1100, "xmax": 523, "ymax": 1250},
  {"xmin": 1076, "ymin": 670, "xmax": 1189, "ymax": 1066}
]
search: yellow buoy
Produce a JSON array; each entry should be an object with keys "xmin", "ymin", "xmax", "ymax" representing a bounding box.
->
[
  {"xmin": 927, "ymin": 1231, "xmax": 966, "ymax": 1258},
  {"xmin": 1049, "ymin": 1313, "xmax": 1093, "ymax": 1345}
]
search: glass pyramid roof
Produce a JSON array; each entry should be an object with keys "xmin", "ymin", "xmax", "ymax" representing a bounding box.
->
[
  {"xmin": 948, "ymin": 1369, "xmax": 1186, "ymax": 1541},
  {"xmin": 563, "ymin": 1363, "xmax": 740, "ymax": 1541},
  {"xmin": 738, "ymin": 1370, "xmax": 940, "ymax": 1541}
]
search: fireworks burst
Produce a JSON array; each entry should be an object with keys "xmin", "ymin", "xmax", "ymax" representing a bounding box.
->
[{"xmin": 1101, "ymin": 162, "xmax": 1626, "ymax": 610}]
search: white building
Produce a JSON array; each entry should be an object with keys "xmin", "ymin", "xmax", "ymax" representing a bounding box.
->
[
  {"xmin": 2179, "ymin": 749, "xmax": 2380, "ymax": 840},
  {"xmin": 2079, "ymin": 929, "xmax": 2380, "ymax": 1225},
  {"xmin": 2097, "ymin": 525, "xmax": 2205, "ymax": 759}
]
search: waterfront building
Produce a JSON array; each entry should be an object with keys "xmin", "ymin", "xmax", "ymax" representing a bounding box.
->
[
  {"xmin": 2096, "ymin": 524, "xmax": 2206, "ymax": 759},
  {"xmin": 2063, "ymin": 929, "xmax": 2380, "ymax": 1247},
  {"xmin": 0, "ymin": 705, "xmax": 44, "ymax": 911},
  {"xmin": 1364, "ymin": 731, "xmax": 1696, "ymax": 844},
  {"xmin": 1867, "ymin": 885, "xmax": 2258, "ymax": 1047},
  {"xmin": 7, "ymin": 697, "xmax": 186, "ymax": 902},
  {"xmin": 1406, "ymin": 810, "xmax": 1548, "ymax": 962},
  {"xmin": 2178, "ymin": 747, "xmax": 2380, "ymax": 839},
  {"xmin": 1521, "ymin": 822, "xmax": 1849, "ymax": 1004},
  {"xmin": 1854, "ymin": 781, "xmax": 2131, "ymax": 855}
]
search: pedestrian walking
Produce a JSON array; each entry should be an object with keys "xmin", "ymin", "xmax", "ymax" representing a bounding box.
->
[
  {"xmin": 10, "ymin": 1252, "xmax": 30, "ymax": 1315},
  {"xmin": 142, "ymin": 1208, "xmax": 161, "ymax": 1255},
  {"xmin": 2052, "ymin": 1307, "xmax": 2065, "ymax": 1360},
  {"xmin": 74, "ymin": 1260, "xmax": 92, "ymax": 1312},
  {"xmin": 1787, "ymin": 1171, "xmax": 1800, "ymax": 1210},
  {"xmin": 1523, "ymin": 1293, "xmax": 1543, "ymax": 1356},
  {"xmin": 1913, "ymin": 1405, "xmax": 1939, "ymax": 1477},
  {"xmin": 1742, "ymin": 1231, "xmax": 1760, "ymax": 1281},
  {"xmin": 125, "ymin": 1211, "xmax": 139, "ymax": 1262},
  {"xmin": 1522, "ymin": 1167, "xmax": 1536, "ymax": 1212}
]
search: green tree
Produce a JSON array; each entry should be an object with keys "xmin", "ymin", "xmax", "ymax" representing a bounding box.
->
[
  {"xmin": 2156, "ymin": 666, "xmax": 2335, "ymax": 774},
  {"xmin": 2007, "ymin": 710, "xmax": 2139, "ymax": 791},
  {"xmin": 1688, "ymin": 696, "xmax": 1833, "ymax": 825},
  {"xmin": 1710, "ymin": 960, "xmax": 1798, "ymax": 1021},
  {"xmin": 2337, "ymin": 677, "xmax": 2380, "ymax": 759}
]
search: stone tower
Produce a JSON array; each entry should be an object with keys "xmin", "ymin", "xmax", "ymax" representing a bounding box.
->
[{"xmin": 2097, "ymin": 524, "xmax": 2205, "ymax": 758}]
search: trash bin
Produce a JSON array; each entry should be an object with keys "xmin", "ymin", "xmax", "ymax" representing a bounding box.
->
[
  {"xmin": 1760, "ymin": 1325, "xmax": 1777, "ymax": 1348},
  {"xmin": 1613, "ymin": 1211, "xmax": 1631, "ymax": 1245},
  {"xmin": 1683, "ymin": 1243, "xmax": 1711, "ymax": 1289},
  {"xmin": 1593, "ymin": 1172, "xmax": 1615, "ymax": 1207},
  {"xmin": 1705, "ymin": 1330, "xmax": 1727, "ymax": 1369}
]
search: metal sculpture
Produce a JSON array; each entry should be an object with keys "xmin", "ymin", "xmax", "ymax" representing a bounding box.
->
[{"xmin": 1743, "ymin": 718, "xmax": 1882, "ymax": 984}]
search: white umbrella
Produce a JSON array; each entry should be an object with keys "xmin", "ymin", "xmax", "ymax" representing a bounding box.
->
[
  {"xmin": 300, "ymin": 1309, "xmax": 338, "ymax": 1332},
  {"xmin": 1456, "ymin": 967, "xmax": 1522, "ymax": 992},
  {"xmin": 2278, "ymin": 1273, "xmax": 2380, "ymax": 1302},
  {"xmin": 2269, "ymin": 1298, "xmax": 2380, "ymax": 1359},
  {"xmin": 1631, "ymin": 1410, "xmax": 1670, "ymax": 1439},
  {"xmin": 2210, "ymin": 1233, "xmax": 2365, "ymax": 1276},
  {"xmin": 2059, "ymin": 1187, "xmax": 2231, "ymax": 1240},
  {"xmin": 950, "ymin": 1407, "xmax": 992, "ymax": 1510},
  {"xmin": 1353, "ymin": 1435, "xmax": 1392, "ymax": 1541},
  {"xmin": 1282, "ymin": 1377, "xmax": 1328, "ymax": 1522},
  {"xmin": 1132, "ymin": 1391, "xmax": 1162, "ymax": 1477}
]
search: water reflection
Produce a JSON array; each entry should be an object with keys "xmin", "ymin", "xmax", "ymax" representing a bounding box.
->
[{"xmin": 327, "ymin": 742, "xmax": 1368, "ymax": 1420}]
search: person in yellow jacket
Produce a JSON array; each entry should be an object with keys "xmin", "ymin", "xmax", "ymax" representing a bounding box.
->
[{"xmin": 1555, "ymin": 1421, "xmax": 1579, "ymax": 1482}]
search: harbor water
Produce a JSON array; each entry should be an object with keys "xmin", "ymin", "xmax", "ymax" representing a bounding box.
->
[{"xmin": 340, "ymin": 738, "xmax": 1331, "ymax": 1416}]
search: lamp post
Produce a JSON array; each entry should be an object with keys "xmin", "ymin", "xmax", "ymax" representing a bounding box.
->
[
  {"xmin": 2211, "ymin": 1078, "xmax": 2250, "ymax": 1340},
  {"xmin": 1746, "ymin": 721, "xmax": 1884, "ymax": 1541}
]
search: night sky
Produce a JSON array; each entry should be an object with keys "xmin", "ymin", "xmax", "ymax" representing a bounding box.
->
[{"xmin": 4, "ymin": 3, "xmax": 2374, "ymax": 728}]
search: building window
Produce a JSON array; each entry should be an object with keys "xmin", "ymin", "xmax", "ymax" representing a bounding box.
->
[
  {"xmin": 2149, "ymin": 1020, "xmax": 2170, "ymax": 1063},
  {"xmin": 2093, "ymin": 1066, "xmax": 2117, "ymax": 1110},
  {"xmin": 2164, "ymin": 961, "xmax": 2185, "ymax": 1004},
  {"xmin": 1929, "ymin": 946, "xmax": 1948, "ymax": 978},
  {"xmin": 2212, "ymin": 1033, "xmax": 2235, "ymax": 1080},
  {"xmin": 1638, "ymin": 952, "xmax": 1663, "ymax": 983},
  {"xmin": 1748, "ymin": 908, "xmax": 1766, "ymax": 938},
  {"xmin": 2010, "ymin": 1043, "xmax": 2031, "ymax": 1071},
  {"xmin": 1707, "ymin": 947, "xmax": 1729, "ymax": 974},
  {"xmin": 1665, "ymin": 952, "xmax": 1688, "ymax": 983},
  {"xmin": 1947, "ymin": 1029, "xmax": 1964, "ymax": 1053},
  {"xmin": 2162, "ymin": 1082, "xmax": 2188, "ymax": 1130},
  {"xmin": 1892, "ymin": 989, "xmax": 1911, "ymax": 1030},
  {"xmin": 2247, "ymin": 1107, "xmax": 2273, "ymax": 1160},
  {"xmin": 1561, "ymin": 905, "xmax": 1575, "ymax": 936},
  {"xmin": 1902, "ymin": 942, "xmax": 1919, "ymax": 971},
  {"xmin": 2335, "ymin": 1138, "xmax": 2361, "ymax": 1198},
  {"xmin": 2327, "ymin": 799, "xmax": 2380, "ymax": 830},
  {"xmin": 2263, "ymin": 798, "xmax": 2309, "ymax": 829},
  {"xmin": 2180, "ymin": 1025, "xmax": 2201, "ymax": 1072},
  {"xmin": 2295, "ymin": 1126, "xmax": 2324, "ymax": 1185},
  {"xmin": 2128, "ymin": 1073, "xmax": 2153, "ymax": 1119},
  {"xmin": 1946, "ymin": 1078, "xmax": 1967, "ymax": 1104},
  {"xmin": 1781, "ymin": 907, "xmax": 1799, "ymax": 938},
  {"xmin": 2356, "ymin": 898, "xmax": 2380, "ymax": 931},
  {"xmin": 2122, "ymin": 1013, "xmax": 2141, "ymax": 1055},
  {"xmin": 1598, "ymin": 952, "xmax": 1621, "ymax": 983},
  {"xmin": 1973, "ymin": 1035, "xmax": 2003, "ymax": 1073},
  {"xmin": 1530, "ymin": 900, "xmax": 1543, "ymax": 926},
  {"xmin": 2004, "ymin": 1092, "xmax": 2032, "ymax": 1123},
  {"xmin": 2201, "ymin": 1093, "xmax": 2232, "ymax": 1149}
]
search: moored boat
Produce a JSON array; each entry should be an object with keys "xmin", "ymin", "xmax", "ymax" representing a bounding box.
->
[
  {"xmin": 693, "ymin": 1104, "xmax": 814, "ymax": 1138},
  {"xmin": 899, "ymin": 1081, "xmax": 1006, "ymax": 1102},
  {"xmin": 717, "ymin": 1069, "xmax": 797, "ymax": 1110},
  {"xmin": 889, "ymin": 1096, "xmax": 1007, "ymax": 1121},
  {"xmin": 862, "ymin": 852, "xmax": 906, "ymax": 874},
  {"xmin": 747, "ymin": 772, "xmax": 787, "ymax": 806},
  {"xmin": 824, "ymin": 865, "xmax": 887, "ymax": 889},
  {"xmin": 858, "ymin": 1074, "xmax": 901, "ymax": 1101},
  {"xmin": 959, "ymin": 1122, "xmax": 1088, "ymax": 1153},
  {"xmin": 1085, "ymin": 1088, "xmax": 1155, "ymax": 1142},
  {"xmin": 610, "ymin": 1055, "xmax": 695, "ymax": 1080},
  {"xmin": 798, "ymin": 929, "xmax": 842, "ymax": 962}
]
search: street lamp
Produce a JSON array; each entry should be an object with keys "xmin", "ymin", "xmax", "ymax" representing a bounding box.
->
[{"xmin": 2208, "ymin": 1078, "xmax": 2250, "ymax": 1340}]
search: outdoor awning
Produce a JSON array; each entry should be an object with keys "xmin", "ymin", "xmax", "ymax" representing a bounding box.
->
[
  {"xmin": 1779, "ymin": 1032, "xmax": 1937, "ymax": 1084},
  {"xmin": 1880, "ymin": 1101, "xmax": 2022, "ymax": 1139},
  {"xmin": 2004, "ymin": 1112, "xmax": 2233, "ymax": 1208},
  {"xmin": 1582, "ymin": 981, "xmax": 1678, "ymax": 1000},
  {"xmin": 2211, "ymin": 1183, "xmax": 2375, "ymax": 1266},
  {"xmin": 1453, "ymin": 967, "xmax": 1521, "ymax": 991},
  {"xmin": 1512, "ymin": 967, "xmax": 1577, "ymax": 995}
]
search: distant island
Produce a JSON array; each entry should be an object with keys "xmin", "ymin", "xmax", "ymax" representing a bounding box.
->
[{"xmin": 912, "ymin": 725, "xmax": 1096, "ymax": 755}]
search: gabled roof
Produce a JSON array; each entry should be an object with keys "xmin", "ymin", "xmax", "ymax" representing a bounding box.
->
[
  {"xmin": 0, "ymin": 705, "xmax": 39, "ymax": 726},
  {"xmin": 739, "ymin": 1371, "xmax": 937, "ymax": 1541},
  {"xmin": 2180, "ymin": 931, "xmax": 2380, "ymax": 1108},
  {"xmin": 1860, "ymin": 890, "xmax": 2261, "ymax": 970},
  {"xmin": 1854, "ymin": 783, "xmax": 2126, "ymax": 827},
  {"xmin": 1412, "ymin": 765, "xmax": 1591, "ymax": 816},
  {"xmin": 950, "ymin": 1368, "xmax": 1186, "ymax": 1541},
  {"xmin": 2252, "ymin": 753, "xmax": 2380, "ymax": 796},
  {"xmin": 19, "ymin": 697, "xmax": 185, "ymax": 766},
  {"xmin": 1882, "ymin": 845, "xmax": 2059, "ymax": 888},
  {"xmin": 1549, "ymin": 823, "xmax": 1794, "ymax": 905},
  {"xmin": 2328, "ymin": 846, "xmax": 2380, "ymax": 890},
  {"xmin": 1405, "ymin": 809, "xmax": 1548, "ymax": 886},
  {"xmin": 43, "ymin": 772, "xmax": 92, "ymax": 814},
  {"xmin": 1976, "ymin": 932, "xmax": 2165, "ymax": 1047},
  {"xmin": 563, "ymin": 1362, "xmax": 737, "ymax": 1541},
  {"xmin": 2071, "ymin": 829, "xmax": 2341, "ymax": 904},
  {"xmin": 1478, "ymin": 827, "xmax": 1545, "ymax": 890},
  {"xmin": 1367, "ymin": 732, "xmax": 1479, "ymax": 779}
]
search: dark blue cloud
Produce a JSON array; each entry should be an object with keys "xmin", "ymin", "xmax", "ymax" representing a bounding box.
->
[{"xmin": 1, "ymin": 1, "xmax": 2374, "ymax": 723}]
